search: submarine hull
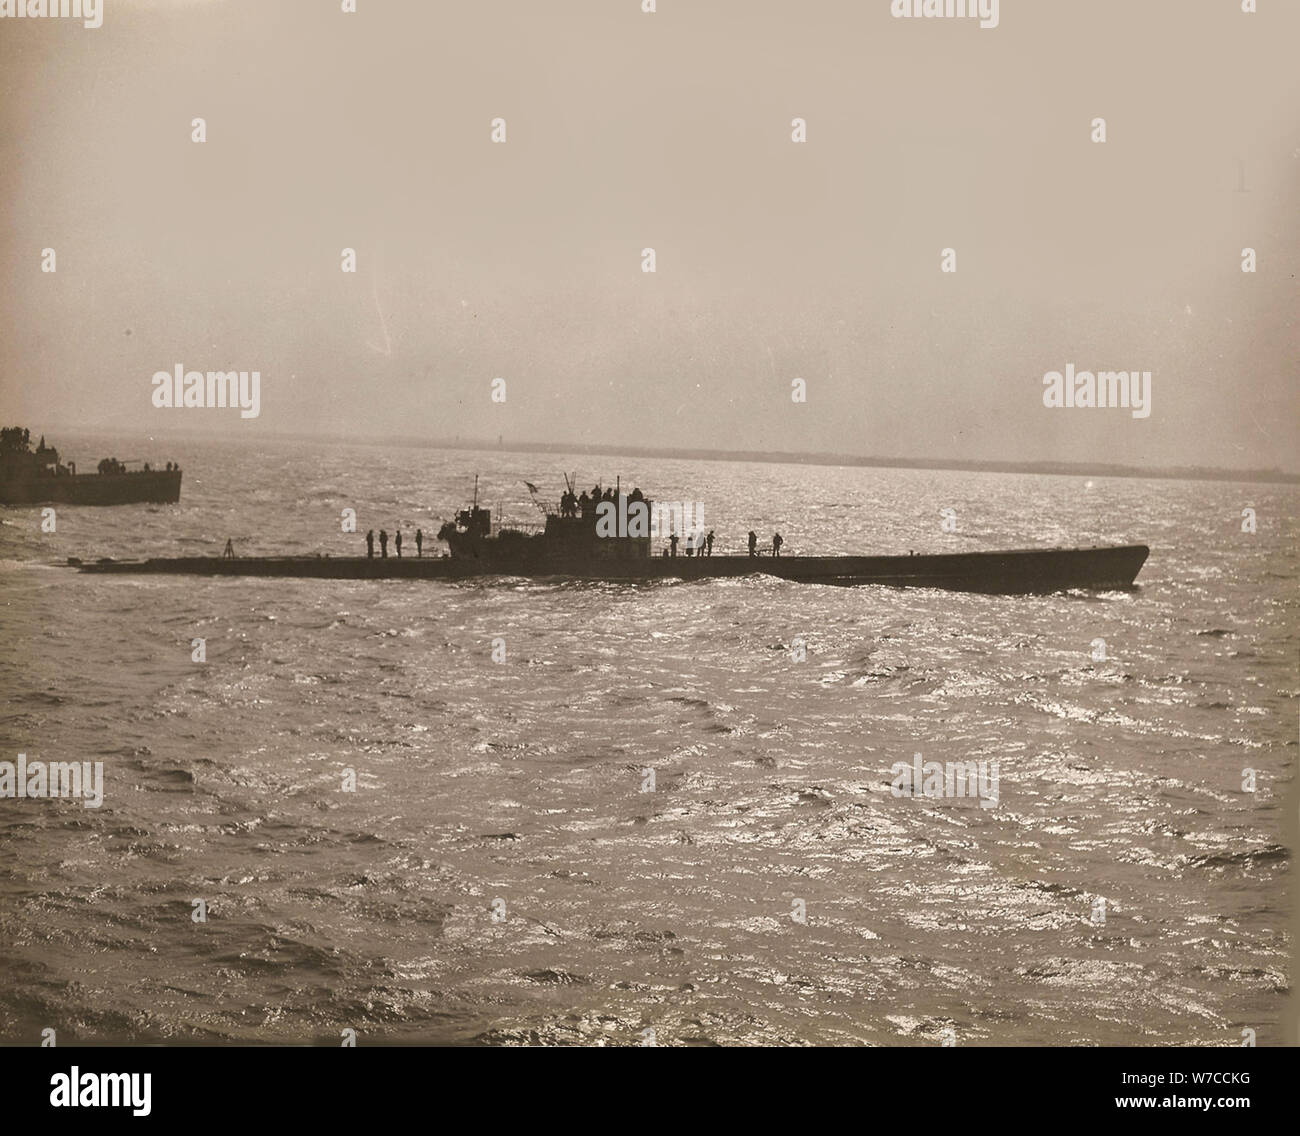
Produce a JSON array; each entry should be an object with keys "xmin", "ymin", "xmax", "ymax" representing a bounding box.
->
[{"xmin": 72, "ymin": 544, "xmax": 1149, "ymax": 594}]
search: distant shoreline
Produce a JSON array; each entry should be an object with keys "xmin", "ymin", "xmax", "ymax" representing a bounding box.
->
[
  {"xmin": 405, "ymin": 439, "xmax": 1300, "ymax": 486},
  {"xmin": 16, "ymin": 425, "xmax": 1300, "ymax": 485}
]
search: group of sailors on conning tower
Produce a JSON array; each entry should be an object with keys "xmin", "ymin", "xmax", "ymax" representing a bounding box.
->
[
  {"xmin": 557, "ymin": 482, "xmax": 646, "ymax": 519},
  {"xmin": 557, "ymin": 482, "xmax": 783, "ymax": 556}
]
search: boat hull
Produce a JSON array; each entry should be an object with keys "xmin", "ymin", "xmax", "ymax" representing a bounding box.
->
[
  {"xmin": 1, "ymin": 470, "xmax": 182, "ymax": 506},
  {"xmin": 72, "ymin": 544, "xmax": 1149, "ymax": 593}
]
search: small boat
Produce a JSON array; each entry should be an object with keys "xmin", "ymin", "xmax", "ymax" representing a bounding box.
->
[{"xmin": 1, "ymin": 427, "xmax": 181, "ymax": 506}]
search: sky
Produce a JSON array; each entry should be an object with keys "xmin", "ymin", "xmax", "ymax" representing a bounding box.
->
[{"xmin": 1, "ymin": 0, "xmax": 1297, "ymax": 471}]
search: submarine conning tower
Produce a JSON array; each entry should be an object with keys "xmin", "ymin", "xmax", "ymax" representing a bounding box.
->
[{"xmin": 437, "ymin": 481, "xmax": 656, "ymax": 562}]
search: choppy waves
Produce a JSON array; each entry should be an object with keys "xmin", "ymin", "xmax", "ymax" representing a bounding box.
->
[{"xmin": 0, "ymin": 439, "xmax": 1294, "ymax": 1044}]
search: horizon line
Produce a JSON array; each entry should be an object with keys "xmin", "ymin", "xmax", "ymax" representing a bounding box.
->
[{"xmin": 9, "ymin": 422, "xmax": 1299, "ymax": 485}]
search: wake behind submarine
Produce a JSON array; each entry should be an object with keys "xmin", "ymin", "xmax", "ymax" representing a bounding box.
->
[{"xmin": 67, "ymin": 477, "xmax": 1150, "ymax": 594}]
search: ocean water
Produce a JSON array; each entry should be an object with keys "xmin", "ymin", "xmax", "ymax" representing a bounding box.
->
[{"xmin": 0, "ymin": 435, "xmax": 1293, "ymax": 1046}]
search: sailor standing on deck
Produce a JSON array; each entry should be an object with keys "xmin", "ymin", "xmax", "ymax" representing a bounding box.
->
[
  {"xmin": 379, "ymin": 529, "xmax": 388, "ymax": 558},
  {"xmin": 772, "ymin": 532, "xmax": 783, "ymax": 558},
  {"xmin": 748, "ymin": 531, "xmax": 758, "ymax": 557},
  {"xmin": 366, "ymin": 530, "xmax": 374, "ymax": 558},
  {"xmin": 416, "ymin": 529, "xmax": 423, "ymax": 557},
  {"xmin": 395, "ymin": 529, "xmax": 403, "ymax": 558},
  {"xmin": 706, "ymin": 530, "xmax": 714, "ymax": 557}
]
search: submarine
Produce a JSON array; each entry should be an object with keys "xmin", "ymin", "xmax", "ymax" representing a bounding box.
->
[{"xmin": 68, "ymin": 479, "xmax": 1150, "ymax": 594}]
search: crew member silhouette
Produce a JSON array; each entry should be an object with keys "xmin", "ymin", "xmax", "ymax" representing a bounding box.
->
[
  {"xmin": 379, "ymin": 529, "xmax": 388, "ymax": 558},
  {"xmin": 669, "ymin": 532, "xmax": 679, "ymax": 557},
  {"xmin": 395, "ymin": 529, "xmax": 403, "ymax": 558},
  {"xmin": 416, "ymin": 529, "xmax": 423, "ymax": 557},
  {"xmin": 748, "ymin": 531, "xmax": 758, "ymax": 557},
  {"xmin": 772, "ymin": 532, "xmax": 783, "ymax": 557},
  {"xmin": 366, "ymin": 529, "xmax": 374, "ymax": 558},
  {"xmin": 705, "ymin": 530, "xmax": 715, "ymax": 557}
]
